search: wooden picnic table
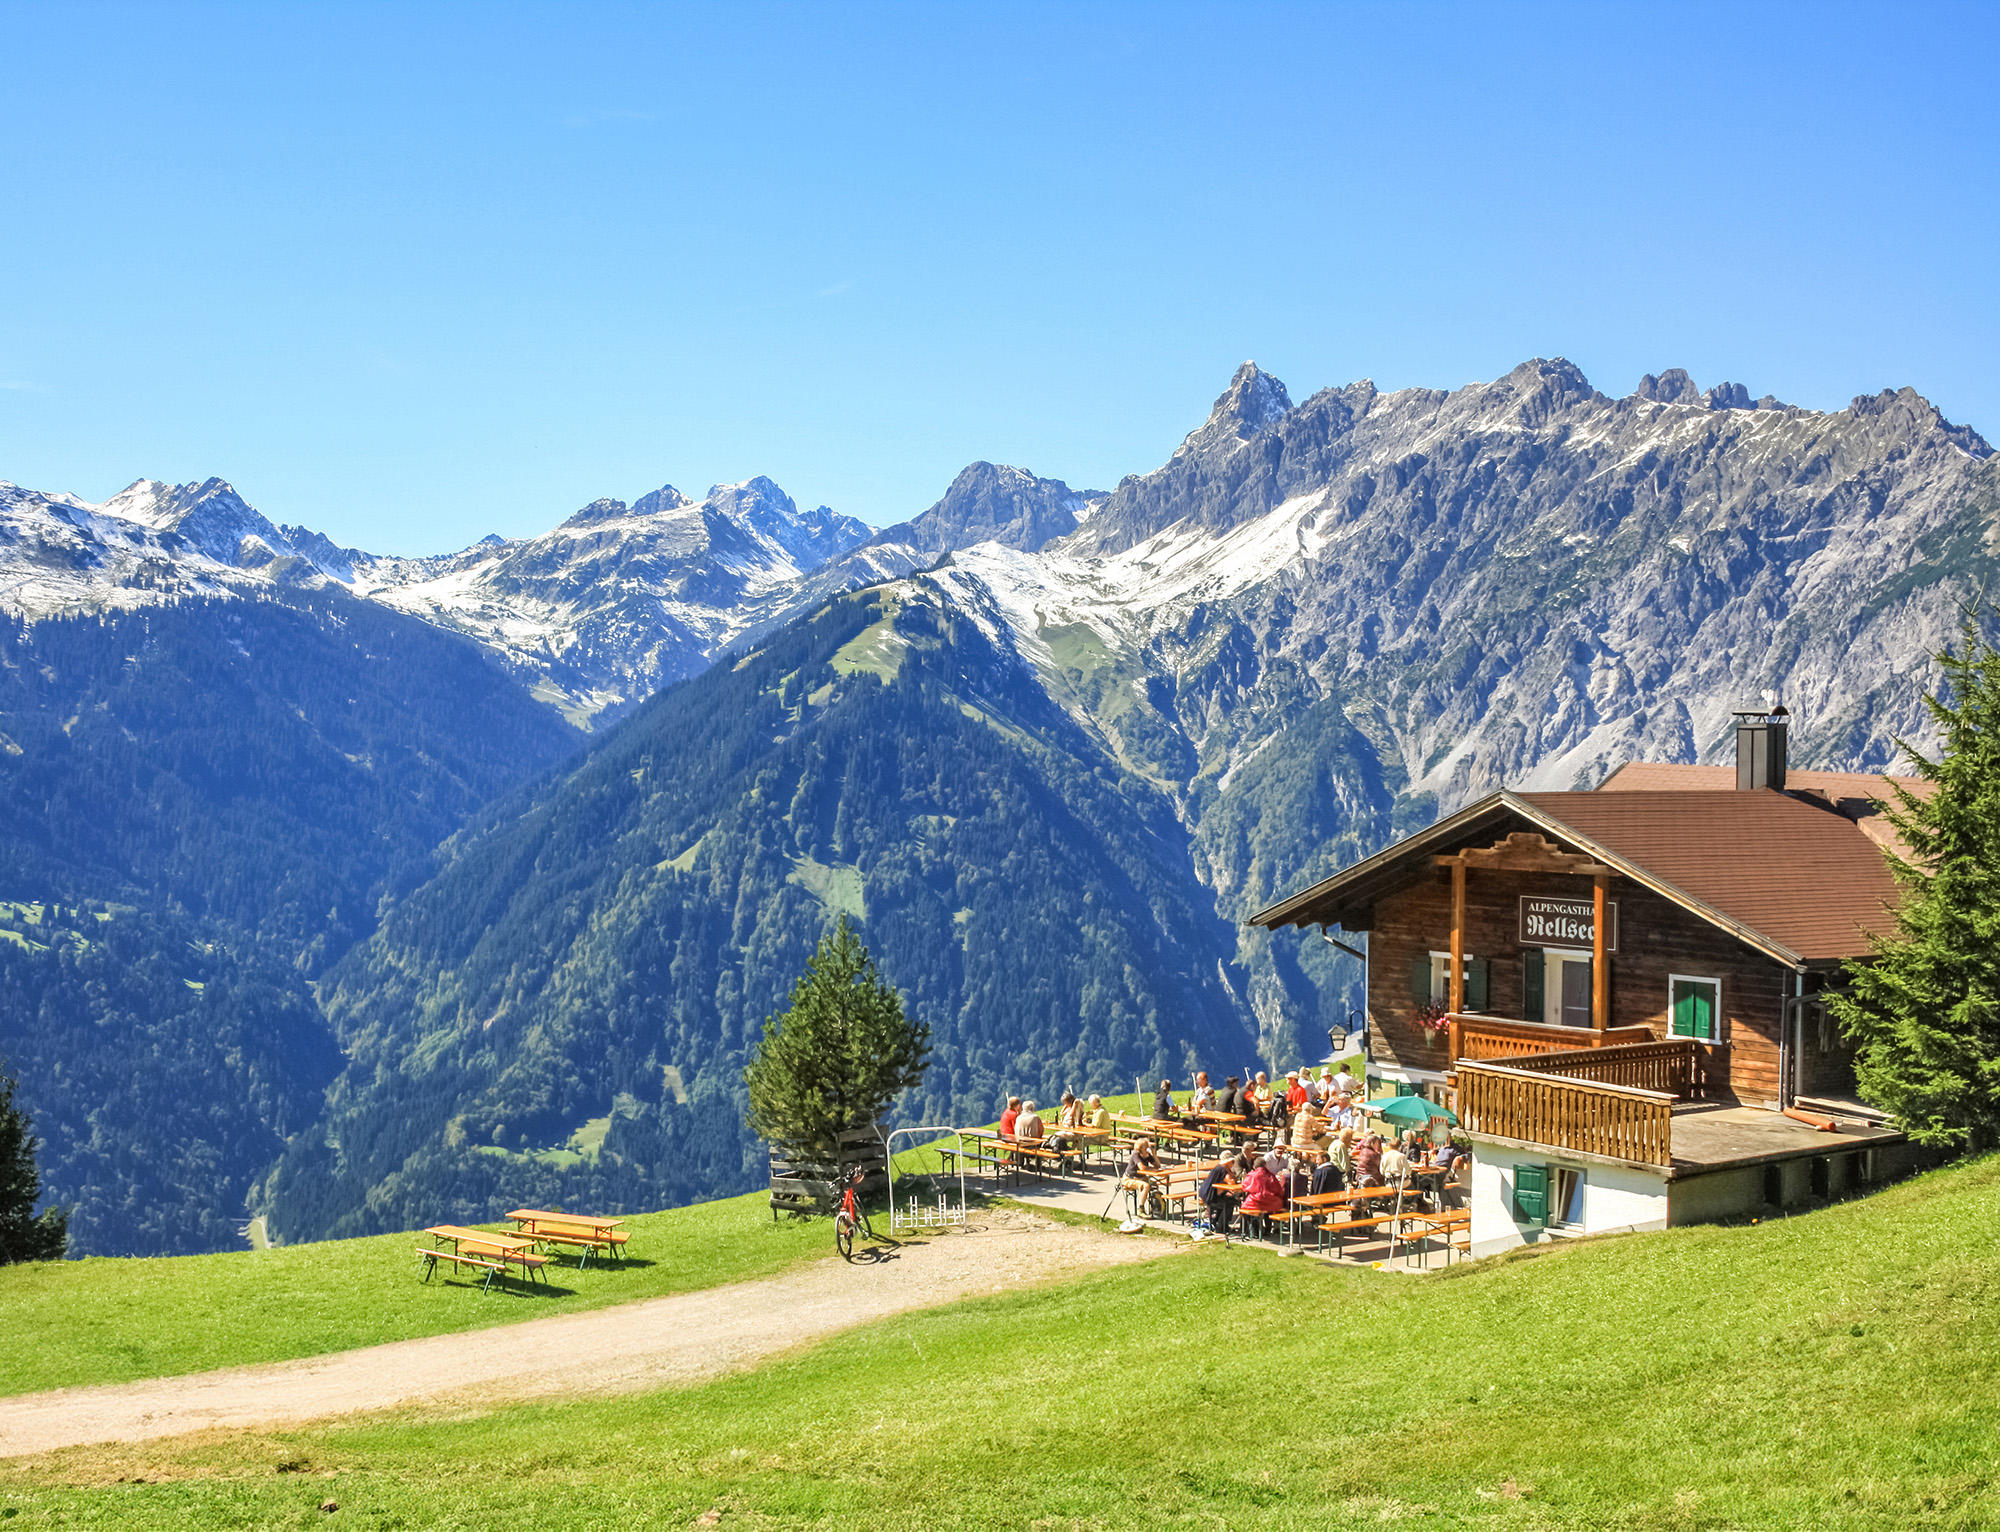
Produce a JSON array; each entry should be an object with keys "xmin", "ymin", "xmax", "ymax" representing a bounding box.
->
[
  {"xmin": 420, "ymin": 1225, "xmax": 549, "ymax": 1290},
  {"xmin": 505, "ymin": 1209, "xmax": 632, "ymax": 1266},
  {"xmin": 506, "ymin": 1209, "xmax": 626, "ymax": 1237}
]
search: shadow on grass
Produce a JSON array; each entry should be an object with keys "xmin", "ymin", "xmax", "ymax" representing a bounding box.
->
[{"xmin": 421, "ymin": 1275, "xmax": 582, "ymax": 1299}]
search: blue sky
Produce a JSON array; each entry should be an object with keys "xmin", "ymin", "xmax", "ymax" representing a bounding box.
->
[{"xmin": 2, "ymin": 3, "xmax": 1995, "ymax": 553}]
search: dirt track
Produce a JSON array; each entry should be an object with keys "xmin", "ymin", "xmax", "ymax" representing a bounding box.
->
[{"xmin": 0, "ymin": 1206, "xmax": 1176, "ymax": 1458}]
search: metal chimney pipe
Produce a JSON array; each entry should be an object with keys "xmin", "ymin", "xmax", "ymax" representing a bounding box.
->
[{"xmin": 1733, "ymin": 704, "xmax": 1789, "ymax": 791}]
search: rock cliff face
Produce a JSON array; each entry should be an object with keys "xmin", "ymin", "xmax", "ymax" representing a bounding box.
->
[{"xmin": 872, "ymin": 359, "xmax": 1997, "ymax": 1056}]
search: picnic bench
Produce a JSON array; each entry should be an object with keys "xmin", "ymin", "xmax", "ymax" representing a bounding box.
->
[
  {"xmin": 1392, "ymin": 1208, "xmax": 1472, "ymax": 1267},
  {"xmin": 505, "ymin": 1209, "xmax": 632, "ymax": 1267},
  {"xmin": 418, "ymin": 1225, "xmax": 550, "ymax": 1292}
]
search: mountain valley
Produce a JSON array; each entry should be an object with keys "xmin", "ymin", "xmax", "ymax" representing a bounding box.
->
[{"xmin": 5, "ymin": 356, "xmax": 1996, "ymax": 1249}]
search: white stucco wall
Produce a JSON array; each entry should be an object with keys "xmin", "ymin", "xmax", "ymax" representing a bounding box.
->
[{"xmin": 1468, "ymin": 1145, "xmax": 1670, "ymax": 1258}]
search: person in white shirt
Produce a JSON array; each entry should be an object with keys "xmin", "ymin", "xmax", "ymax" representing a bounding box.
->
[
  {"xmin": 1189, "ymin": 1072, "xmax": 1216, "ymax": 1115},
  {"xmin": 1327, "ymin": 1093, "xmax": 1357, "ymax": 1133},
  {"xmin": 1015, "ymin": 1101, "xmax": 1046, "ymax": 1142},
  {"xmin": 1380, "ymin": 1138, "xmax": 1410, "ymax": 1181},
  {"xmin": 1332, "ymin": 1064, "xmax": 1360, "ymax": 1098}
]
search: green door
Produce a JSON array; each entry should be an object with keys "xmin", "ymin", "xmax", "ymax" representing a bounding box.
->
[{"xmin": 1671, "ymin": 979, "xmax": 1718, "ymax": 1041}]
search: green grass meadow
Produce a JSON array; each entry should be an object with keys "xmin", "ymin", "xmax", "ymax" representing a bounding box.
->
[
  {"xmin": 0, "ymin": 1192, "xmax": 832, "ymax": 1396},
  {"xmin": 6, "ymin": 1154, "xmax": 1997, "ymax": 1528}
]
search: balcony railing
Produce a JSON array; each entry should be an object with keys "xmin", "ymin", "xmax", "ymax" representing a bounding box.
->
[
  {"xmin": 1502, "ymin": 1037, "xmax": 1724, "ymax": 1100},
  {"xmin": 1456, "ymin": 1061, "xmax": 1675, "ymax": 1167},
  {"xmin": 1448, "ymin": 1013, "xmax": 1654, "ymax": 1063}
]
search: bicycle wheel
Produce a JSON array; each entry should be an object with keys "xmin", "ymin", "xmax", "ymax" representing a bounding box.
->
[{"xmin": 835, "ymin": 1210, "xmax": 856, "ymax": 1261}]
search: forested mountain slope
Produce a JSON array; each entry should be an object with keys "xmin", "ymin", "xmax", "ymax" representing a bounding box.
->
[
  {"xmin": 0, "ymin": 593, "xmax": 581, "ymax": 1254},
  {"xmin": 0, "ymin": 899, "xmax": 341, "ymax": 1255},
  {"xmin": 269, "ymin": 583, "xmax": 1257, "ymax": 1239},
  {"xmin": 0, "ymin": 593, "xmax": 581, "ymax": 969}
]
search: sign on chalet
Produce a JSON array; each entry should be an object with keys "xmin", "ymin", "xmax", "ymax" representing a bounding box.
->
[{"xmin": 1251, "ymin": 709, "xmax": 1923, "ymax": 1257}]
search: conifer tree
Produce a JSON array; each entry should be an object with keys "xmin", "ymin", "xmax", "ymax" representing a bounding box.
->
[
  {"xmin": 744, "ymin": 919, "xmax": 930, "ymax": 1159},
  {"xmin": 0, "ymin": 1065, "xmax": 67, "ymax": 1264},
  {"xmin": 1830, "ymin": 613, "xmax": 2000, "ymax": 1151}
]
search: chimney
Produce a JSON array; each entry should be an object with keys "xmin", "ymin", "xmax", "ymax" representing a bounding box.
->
[{"xmin": 1734, "ymin": 704, "xmax": 1789, "ymax": 791}]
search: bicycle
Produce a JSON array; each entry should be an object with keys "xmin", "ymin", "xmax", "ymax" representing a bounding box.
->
[{"xmin": 833, "ymin": 1163, "xmax": 872, "ymax": 1261}]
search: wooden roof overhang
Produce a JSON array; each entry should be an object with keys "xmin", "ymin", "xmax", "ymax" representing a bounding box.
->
[{"xmin": 1248, "ymin": 789, "xmax": 1814, "ymax": 971}]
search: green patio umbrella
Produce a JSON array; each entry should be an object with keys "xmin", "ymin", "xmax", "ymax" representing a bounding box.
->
[{"xmin": 1365, "ymin": 1094, "xmax": 1460, "ymax": 1128}]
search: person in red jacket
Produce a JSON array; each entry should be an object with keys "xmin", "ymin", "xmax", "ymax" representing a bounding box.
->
[
  {"xmin": 1237, "ymin": 1160, "xmax": 1285, "ymax": 1239},
  {"xmin": 999, "ymin": 1097, "xmax": 1022, "ymax": 1138}
]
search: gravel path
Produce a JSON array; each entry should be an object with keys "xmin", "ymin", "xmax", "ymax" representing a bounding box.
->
[{"xmin": 0, "ymin": 1206, "xmax": 1175, "ymax": 1458}]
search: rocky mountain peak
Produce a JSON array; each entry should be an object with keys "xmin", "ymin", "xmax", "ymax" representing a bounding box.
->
[
  {"xmin": 706, "ymin": 477, "xmax": 869, "ymax": 568},
  {"xmin": 1212, "ymin": 361, "xmax": 1293, "ymax": 434},
  {"xmin": 869, "ymin": 461, "xmax": 1101, "ymax": 558},
  {"xmin": 631, "ymin": 484, "xmax": 692, "ymax": 516},
  {"xmin": 1634, "ymin": 368, "xmax": 1702, "ymax": 405},
  {"xmin": 561, "ymin": 497, "xmax": 632, "ymax": 528},
  {"xmin": 1845, "ymin": 387, "xmax": 1992, "ymax": 458}
]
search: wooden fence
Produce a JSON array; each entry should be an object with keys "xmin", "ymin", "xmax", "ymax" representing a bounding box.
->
[
  {"xmin": 1500, "ymin": 1036, "xmax": 1721, "ymax": 1099},
  {"xmin": 1449, "ymin": 1014, "xmax": 1654, "ymax": 1062},
  {"xmin": 1455, "ymin": 1061, "xmax": 1675, "ymax": 1167},
  {"xmin": 769, "ymin": 1124, "xmax": 887, "ymax": 1219}
]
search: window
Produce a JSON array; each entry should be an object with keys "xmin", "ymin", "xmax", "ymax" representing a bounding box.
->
[
  {"xmin": 1413, "ymin": 950, "xmax": 1488, "ymax": 1011},
  {"xmin": 1669, "ymin": 976, "xmax": 1721, "ymax": 1041},
  {"xmin": 1516, "ymin": 1163, "xmax": 1584, "ymax": 1230},
  {"xmin": 1549, "ymin": 1167, "xmax": 1586, "ymax": 1228}
]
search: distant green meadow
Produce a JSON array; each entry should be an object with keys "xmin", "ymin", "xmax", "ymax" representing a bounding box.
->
[{"xmin": 6, "ymin": 1154, "xmax": 1996, "ymax": 1528}]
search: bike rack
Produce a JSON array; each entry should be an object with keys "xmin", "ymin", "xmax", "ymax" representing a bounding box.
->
[{"xmin": 879, "ymin": 1124, "xmax": 970, "ymax": 1234}]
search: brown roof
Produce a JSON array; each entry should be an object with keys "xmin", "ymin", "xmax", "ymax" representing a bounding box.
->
[
  {"xmin": 1250, "ymin": 787, "xmax": 1905, "ymax": 966},
  {"xmin": 1596, "ymin": 762, "xmax": 1930, "ymax": 863},
  {"xmin": 1515, "ymin": 789, "xmax": 1903, "ymax": 964},
  {"xmin": 1597, "ymin": 760, "xmax": 1929, "ymax": 803}
]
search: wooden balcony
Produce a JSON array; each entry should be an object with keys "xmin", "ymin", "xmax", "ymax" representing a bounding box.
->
[
  {"xmin": 1452, "ymin": 1037, "xmax": 1717, "ymax": 1169},
  {"xmin": 1456, "ymin": 1060, "xmax": 1674, "ymax": 1167},
  {"xmin": 1503, "ymin": 1037, "xmax": 1725, "ymax": 1099},
  {"xmin": 1447, "ymin": 1013, "xmax": 1654, "ymax": 1063}
]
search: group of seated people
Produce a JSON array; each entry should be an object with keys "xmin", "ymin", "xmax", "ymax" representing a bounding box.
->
[
  {"xmin": 997, "ymin": 1091, "xmax": 1113, "ymax": 1153},
  {"xmin": 1116, "ymin": 1065, "xmax": 1472, "ymax": 1238},
  {"xmin": 1147, "ymin": 1063, "xmax": 1365, "ymax": 1134}
]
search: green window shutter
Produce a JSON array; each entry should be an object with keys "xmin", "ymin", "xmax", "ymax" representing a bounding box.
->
[
  {"xmin": 1410, "ymin": 955, "xmax": 1433, "ymax": 1003},
  {"xmin": 1396, "ymin": 1080, "xmax": 1416, "ymax": 1097},
  {"xmin": 1524, "ymin": 949, "xmax": 1543, "ymax": 1022},
  {"xmin": 1673, "ymin": 981, "xmax": 1716, "ymax": 1041},
  {"xmin": 1465, "ymin": 956, "xmax": 1489, "ymax": 1012},
  {"xmin": 1513, "ymin": 1164, "xmax": 1548, "ymax": 1227}
]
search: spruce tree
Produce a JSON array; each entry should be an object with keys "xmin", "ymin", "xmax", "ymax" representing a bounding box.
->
[
  {"xmin": 0, "ymin": 1065, "xmax": 68, "ymax": 1264},
  {"xmin": 1830, "ymin": 613, "xmax": 2000, "ymax": 1151},
  {"xmin": 744, "ymin": 918, "xmax": 931, "ymax": 1162}
]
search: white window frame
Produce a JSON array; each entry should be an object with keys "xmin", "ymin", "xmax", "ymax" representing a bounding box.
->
[
  {"xmin": 1538, "ymin": 946, "xmax": 1594, "ymax": 1028},
  {"xmin": 1547, "ymin": 1164, "xmax": 1587, "ymax": 1229},
  {"xmin": 1427, "ymin": 949, "xmax": 1480, "ymax": 1007},
  {"xmin": 1667, "ymin": 973, "xmax": 1724, "ymax": 1043}
]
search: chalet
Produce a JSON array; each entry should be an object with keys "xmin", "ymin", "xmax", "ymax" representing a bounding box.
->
[{"xmin": 1251, "ymin": 708, "xmax": 1927, "ymax": 1257}]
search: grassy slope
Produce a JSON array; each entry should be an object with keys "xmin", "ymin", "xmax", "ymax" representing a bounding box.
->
[
  {"xmin": 0, "ymin": 1074, "xmax": 1358, "ymax": 1397},
  {"xmin": 0, "ymin": 1193, "xmax": 828, "ymax": 1396},
  {"xmin": 9, "ymin": 1155, "xmax": 1998, "ymax": 1529}
]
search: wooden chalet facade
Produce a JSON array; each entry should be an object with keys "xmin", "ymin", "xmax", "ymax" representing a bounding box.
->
[{"xmin": 1252, "ymin": 711, "xmax": 1924, "ymax": 1255}]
